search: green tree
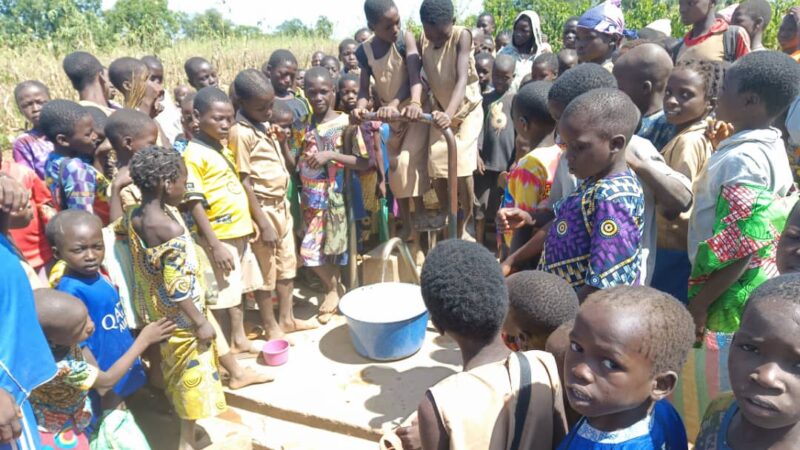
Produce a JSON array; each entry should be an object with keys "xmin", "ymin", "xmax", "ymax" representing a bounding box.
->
[
  {"xmin": 274, "ymin": 18, "xmax": 312, "ymax": 37},
  {"xmin": 314, "ymin": 16, "xmax": 333, "ymax": 40},
  {"xmin": 105, "ymin": 0, "xmax": 179, "ymax": 50},
  {"xmin": 184, "ymin": 9, "xmax": 236, "ymax": 39},
  {"xmin": 0, "ymin": 0, "xmax": 107, "ymax": 49}
]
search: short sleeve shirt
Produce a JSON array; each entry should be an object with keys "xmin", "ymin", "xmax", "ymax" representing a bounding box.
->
[
  {"xmin": 230, "ymin": 113, "xmax": 289, "ymax": 201},
  {"xmin": 183, "ymin": 140, "xmax": 253, "ymax": 240},
  {"xmin": 480, "ymin": 89, "xmax": 516, "ymax": 172},
  {"xmin": 539, "ymin": 170, "xmax": 645, "ymax": 289},
  {"xmin": 688, "ymin": 128, "xmax": 794, "ymax": 263},
  {"xmin": 44, "ymin": 153, "xmax": 110, "ymax": 224},
  {"xmin": 30, "ymin": 345, "xmax": 98, "ymax": 434},
  {"xmin": 12, "ymin": 129, "xmax": 53, "ymax": 180},
  {"xmin": 56, "ymin": 274, "xmax": 147, "ymax": 399}
]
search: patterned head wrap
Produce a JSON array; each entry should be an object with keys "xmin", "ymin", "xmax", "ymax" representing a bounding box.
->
[{"xmin": 578, "ymin": 0, "xmax": 625, "ymax": 36}]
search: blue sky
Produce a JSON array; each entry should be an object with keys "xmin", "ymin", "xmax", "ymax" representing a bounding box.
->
[{"xmin": 101, "ymin": 0, "xmax": 485, "ymax": 39}]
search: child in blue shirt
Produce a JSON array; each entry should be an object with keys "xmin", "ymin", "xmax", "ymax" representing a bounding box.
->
[
  {"xmin": 558, "ymin": 286, "xmax": 693, "ymax": 450},
  {"xmin": 47, "ymin": 209, "xmax": 147, "ymax": 418}
]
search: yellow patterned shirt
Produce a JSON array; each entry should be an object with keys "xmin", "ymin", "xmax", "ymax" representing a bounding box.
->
[{"xmin": 183, "ymin": 140, "xmax": 253, "ymax": 240}]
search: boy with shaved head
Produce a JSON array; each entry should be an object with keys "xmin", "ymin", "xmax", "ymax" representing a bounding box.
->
[{"xmin": 614, "ymin": 42, "xmax": 677, "ymax": 151}]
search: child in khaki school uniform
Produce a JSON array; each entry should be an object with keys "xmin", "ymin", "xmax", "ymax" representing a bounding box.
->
[
  {"xmin": 229, "ymin": 69, "xmax": 317, "ymax": 341},
  {"xmin": 419, "ymin": 0, "xmax": 484, "ymax": 240}
]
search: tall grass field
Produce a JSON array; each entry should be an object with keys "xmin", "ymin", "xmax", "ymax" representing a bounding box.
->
[{"xmin": 0, "ymin": 36, "xmax": 336, "ymax": 150}]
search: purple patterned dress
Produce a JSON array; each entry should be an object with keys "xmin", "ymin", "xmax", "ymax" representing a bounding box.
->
[{"xmin": 538, "ymin": 170, "xmax": 645, "ymax": 289}]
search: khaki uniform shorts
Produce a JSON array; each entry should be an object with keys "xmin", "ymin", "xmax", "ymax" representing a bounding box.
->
[
  {"xmin": 251, "ymin": 199, "xmax": 297, "ymax": 291},
  {"xmin": 204, "ymin": 236, "xmax": 264, "ymax": 310}
]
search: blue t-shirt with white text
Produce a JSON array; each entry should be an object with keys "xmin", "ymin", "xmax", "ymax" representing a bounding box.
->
[{"xmin": 56, "ymin": 273, "xmax": 147, "ymax": 400}]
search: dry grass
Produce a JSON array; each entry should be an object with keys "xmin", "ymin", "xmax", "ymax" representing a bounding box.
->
[{"xmin": 0, "ymin": 35, "xmax": 336, "ymax": 150}]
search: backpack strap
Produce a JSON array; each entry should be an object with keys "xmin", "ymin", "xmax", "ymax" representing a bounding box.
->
[
  {"xmin": 509, "ymin": 352, "xmax": 532, "ymax": 450},
  {"xmin": 723, "ymin": 25, "xmax": 741, "ymax": 62}
]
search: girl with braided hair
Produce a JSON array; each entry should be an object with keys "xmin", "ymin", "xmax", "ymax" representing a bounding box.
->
[{"xmin": 652, "ymin": 59, "xmax": 724, "ymax": 304}]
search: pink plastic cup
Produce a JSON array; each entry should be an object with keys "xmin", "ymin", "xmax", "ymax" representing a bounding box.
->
[{"xmin": 262, "ymin": 339, "xmax": 289, "ymax": 366}]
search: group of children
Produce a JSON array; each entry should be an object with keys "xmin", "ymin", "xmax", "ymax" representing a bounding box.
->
[{"xmin": 4, "ymin": 0, "xmax": 800, "ymax": 448}]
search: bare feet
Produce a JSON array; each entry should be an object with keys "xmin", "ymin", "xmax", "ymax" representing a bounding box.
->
[
  {"xmin": 229, "ymin": 340, "xmax": 262, "ymax": 355},
  {"xmin": 317, "ymin": 288, "xmax": 341, "ymax": 324},
  {"xmin": 227, "ymin": 367, "xmax": 274, "ymax": 390},
  {"xmin": 263, "ymin": 327, "xmax": 285, "ymax": 342},
  {"xmin": 281, "ymin": 317, "xmax": 318, "ymax": 333}
]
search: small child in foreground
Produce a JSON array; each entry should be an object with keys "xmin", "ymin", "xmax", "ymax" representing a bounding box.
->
[
  {"xmin": 30, "ymin": 289, "xmax": 172, "ymax": 449},
  {"xmin": 47, "ymin": 210, "xmax": 148, "ymax": 417},
  {"xmin": 419, "ymin": 240, "xmax": 567, "ymax": 450},
  {"xmin": 695, "ymin": 273, "xmax": 800, "ymax": 448},
  {"xmin": 559, "ymin": 286, "xmax": 694, "ymax": 449},
  {"xmin": 502, "ymin": 270, "xmax": 578, "ymax": 352},
  {"xmin": 538, "ymin": 88, "xmax": 644, "ymax": 301},
  {"xmin": 126, "ymin": 146, "xmax": 228, "ymax": 450},
  {"xmin": 12, "ymin": 80, "xmax": 53, "ymax": 180}
]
